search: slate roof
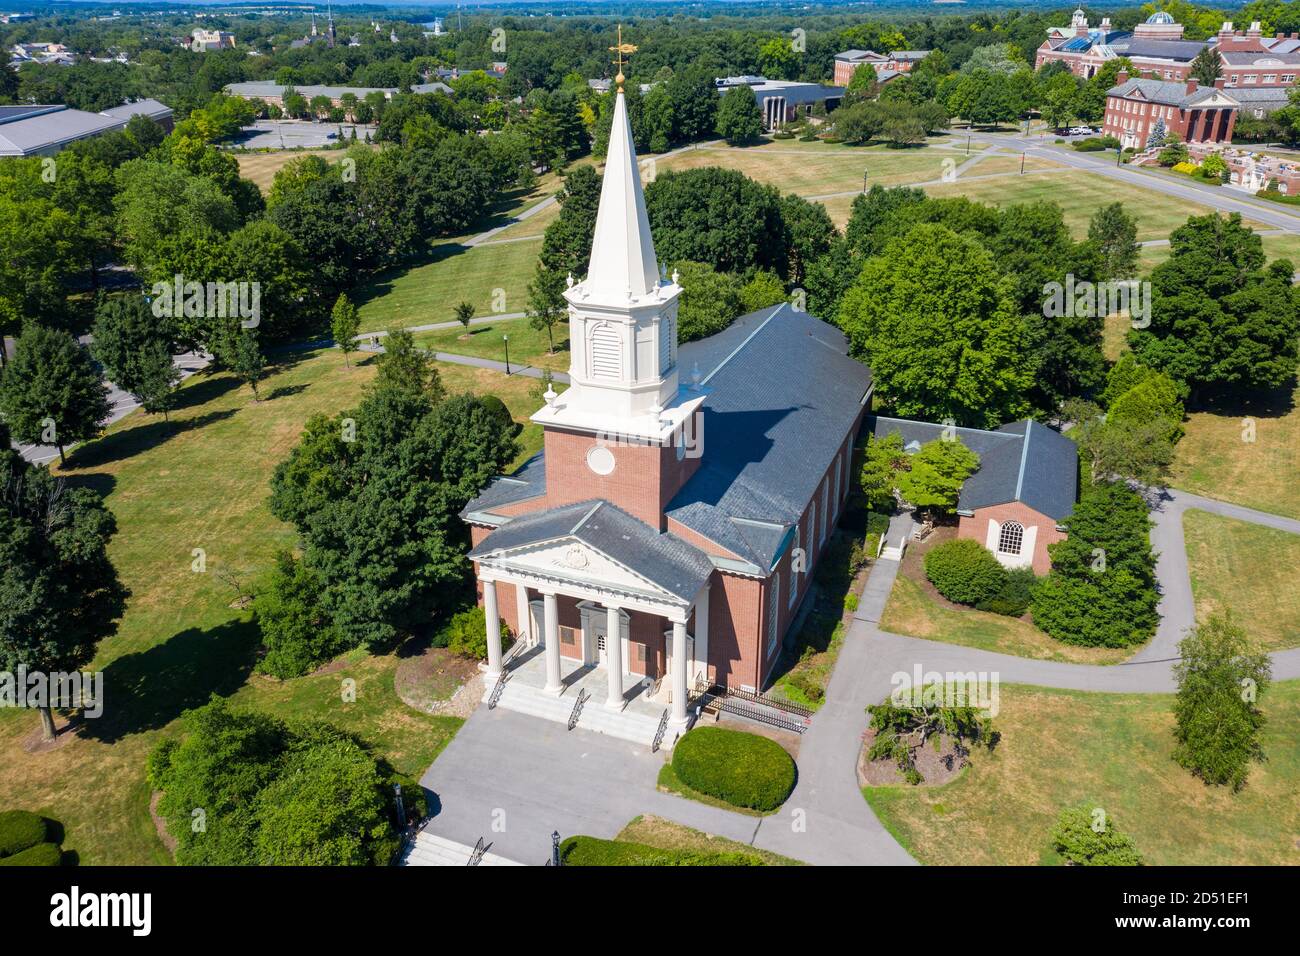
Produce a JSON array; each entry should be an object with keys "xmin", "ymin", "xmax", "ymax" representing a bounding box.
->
[
  {"xmin": 663, "ymin": 304, "xmax": 873, "ymax": 570},
  {"xmin": 870, "ymin": 416, "xmax": 1078, "ymax": 522},
  {"xmin": 1226, "ymin": 87, "xmax": 1291, "ymax": 111},
  {"xmin": 1123, "ymin": 37, "xmax": 1207, "ymax": 61},
  {"xmin": 1107, "ymin": 77, "xmax": 1238, "ymax": 108},
  {"xmin": 466, "ymin": 303, "xmax": 873, "ymax": 575},
  {"xmin": 1220, "ymin": 48, "xmax": 1300, "ymax": 65},
  {"xmin": 468, "ymin": 499, "xmax": 714, "ymax": 602}
]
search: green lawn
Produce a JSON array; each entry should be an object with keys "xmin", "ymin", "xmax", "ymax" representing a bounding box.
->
[
  {"xmin": 354, "ymin": 236, "xmax": 543, "ymax": 334},
  {"xmin": 925, "ymin": 169, "xmax": 1265, "ymax": 241},
  {"xmin": 0, "ymin": 349, "xmax": 547, "ymax": 864},
  {"xmin": 864, "ymin": 681, "xmax": 1300, "ymax": 865},
  {"xmin": 414, "ymin": 313, "xmax": 569, "ymax": 372},
  {"xmin": 1183, "ymin": 510, "xmax": 1300, "ymax": 651},
  {"xmin": 880, "ymin": 566, "xmax": 1131, "ymax": 665},
  {"xmin": 1170, "ymin": 382, "xmax": 1300, "ymax": 520}
]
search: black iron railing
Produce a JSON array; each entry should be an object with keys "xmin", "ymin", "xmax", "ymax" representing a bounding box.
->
[
  {"xmin": 651, "ymin": 708, "xmax": 670, "ymax": 752},
  {"xmin": 566, "ymin": 688, "xmax": 590, "ymax": 730},
  {"xmin": 468, "ymin": 836, "xmax": 486, "ymax": 866},
  {"xmin": 487, "ymin": 669, "xmax": 510, "ymax": 710}
]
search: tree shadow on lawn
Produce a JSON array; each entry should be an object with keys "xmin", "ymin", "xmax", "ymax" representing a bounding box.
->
[
  {"xmin": 79, "ymin": 618, "xmax": 260, "ymax": 743},
  {"xmin": 169, "ymin": 373, "xmax": 243, "ymax": 413},
  {"xmin": 1191, "ymin": 377, "xmax": 1297, "ymax": 418},
  {"xmin": 65, "ymin": 409, "xmax": 238, "ymax": 470}
]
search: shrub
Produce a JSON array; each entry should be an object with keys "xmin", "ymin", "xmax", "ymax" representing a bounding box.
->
[
  {"xmin": 0, "ymin": 841, "xmax": 63, "ymax": 867},
  {"xmin": 390, "ymin": 772, "xmax": 428, "ymax": 824},
  {"xmin": 1052, "ymin": 807, "xmax": 1143, "ymax": 866},
  {"xmin": 559, "ymin": 835, "xmax": 762, "ymax": 866},
  {"xmin": 783, "ymin": 667, "xmax": 825, "ymax": 704},
  {"xmin": 843, "ymin": 592, "xmax": 860, "ymax": 613},
  {"xmin": 671, "ymin": 727, "xmax": 796, "ymax": 811},
  {"xmin": 923, "ymin": 539, "xmax": 1007, "ymax": 606},
  {"xmin": 866, "ymin": 700, "xmax": 993, "ymax": 784},
  {"xmin": 253, "ymin": 551, "xmax": 347, "ymax": 679},
  {"xmin": 0, "ymin": 810, "xmax": 47, "ymax": 858},
  {"xmin": 1172, "ymin": 161, "xmax": 1198, "ymax": 175},
  {"xmin": 976, "ymin": 565, "xmax": 1037, "ymax": 617},
  {"xmin": 439, "ymin": 606, "xmax": 513, "ymax": 660}
]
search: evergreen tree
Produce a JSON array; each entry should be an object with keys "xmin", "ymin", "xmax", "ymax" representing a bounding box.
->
[
  {"xmin": 715, "ymin": 86, "xmax": 764, "ymax": 145},
  {"xmin": 1087, "ymin": 202, "xmax": 1140, "ymax": 282}
]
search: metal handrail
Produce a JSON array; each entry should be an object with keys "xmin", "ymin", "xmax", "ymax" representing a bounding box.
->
[
  {"xmin": 487, "ymin": 669, "xmax": 509, "ymax": 709},
  {"xmin": 651, "ymin": 708, "xmax": 670, "ymax": 752},
  {"xmin": 566, "ymin": 688, "xmax": 590, "ymax": 730},
  {"xmin": 468, "ymin": 836, "xmax": 486, "ymax": 866}
]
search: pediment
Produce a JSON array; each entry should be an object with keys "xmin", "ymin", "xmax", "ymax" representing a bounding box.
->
[{"xmin": 489, "ymin": 536, "xmax": 675, "ymax": 599}]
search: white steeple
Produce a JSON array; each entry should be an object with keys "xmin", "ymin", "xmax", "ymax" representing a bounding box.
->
[
  {"xmin": 534, "ymin": 88, "xmax": 705, "ymax": 443},
  {"xmin": 585, "ymin": 91, "xmax": 659, "ymax": 301}
]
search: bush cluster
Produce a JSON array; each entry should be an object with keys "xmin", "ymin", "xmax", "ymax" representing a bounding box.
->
[
  {"xmin": 671, "ymin": 727, "xmax": 796, "ymax": 812},
  {"xmin": 1051, "ymin": 807, "xmax": 1143, "ymax": 866},
  {"xmin": 923, "ymin": 539, "xmax": 1006, "ymax": 605},
  {"xmin": 0, "ymin": 810, "xmax": 62, "ymax": 866}
]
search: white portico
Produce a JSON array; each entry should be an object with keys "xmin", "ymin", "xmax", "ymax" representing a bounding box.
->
[{"xmin": 472, "ymin": 499, "xmax": 713, "ymax": 730}]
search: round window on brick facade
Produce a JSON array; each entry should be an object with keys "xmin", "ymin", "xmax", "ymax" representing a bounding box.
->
[{"xmin": 586, "ymin": 444, "xmax": 616, "ymax": 476}]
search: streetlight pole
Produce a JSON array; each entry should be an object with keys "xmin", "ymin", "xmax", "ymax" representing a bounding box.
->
[
  {"xmin": 862, "ymin": 169, "xmax": 868, "ymax": 193},
  {"xmin": 503, "ymin": 334, "xmax": 511, "ymax": 375}
]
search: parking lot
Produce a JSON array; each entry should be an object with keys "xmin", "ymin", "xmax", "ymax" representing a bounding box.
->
[{"xmin": 230, "ymin": 119, "xmax": 367, "ymax": 150}]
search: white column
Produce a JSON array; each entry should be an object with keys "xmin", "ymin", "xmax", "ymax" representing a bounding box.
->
[
  {"xmin": 693, "ymin": 585, "xmax": 710, "ymax": 686},
  {"xmin": 604, "ymin": 603, "xmax": 624, "ymax": 710},
  {"xmin": 543, "ymin": 591, "xmax": 562, "ymax": 695},
  {"xmin": 483, "ymin": 577, "xmax": 502, "ymax": 678},
  {"xmin": 671, "ymin": 619, "xmax": 688, "ymax": 725},
  {"xmin": 515, "ymin": 584, "xmax": 531, "ymax": 646}
]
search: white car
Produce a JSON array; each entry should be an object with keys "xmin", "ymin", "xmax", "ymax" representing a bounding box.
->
[{"xmin": 1067, "ymin": 126, "xmax": 1095, "ymax": 136}]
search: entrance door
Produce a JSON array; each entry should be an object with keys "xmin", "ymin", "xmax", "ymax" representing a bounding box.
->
[{"xmin": 591, "ymin": 617, "xmax": 609, "ymax": 668}]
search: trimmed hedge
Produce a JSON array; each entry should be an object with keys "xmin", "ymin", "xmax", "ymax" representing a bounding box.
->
[
  {"xmin": 0, "ymin": 842, "xmax": 62, "ymax": 867},
  {"xmin": 976, "ymin": 566, "xmax": 1038, "ymax": 617},
  {"xmin": 0, "ymin": 810, "xmax": 47, "ymax": 858},
  {"xmin": 559, "ymin": 835, "xmax": 761, "ymax": 866},
  {"xmin": 923, "ymin": 539, "xmax": 1006, "ymax": 606},
  {"xmin": 671, "ymin": 727, "xmax": 796, "ymax": 812}
]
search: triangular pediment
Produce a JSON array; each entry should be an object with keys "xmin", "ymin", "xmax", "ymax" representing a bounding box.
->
[{"xmin": 488, "ymin": 536, "xmax": 676, "ymax": 599}]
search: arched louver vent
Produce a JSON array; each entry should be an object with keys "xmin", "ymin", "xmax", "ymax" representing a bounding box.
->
[{"xmin": 590, "ymin": 323, "xmax": 621, "ymax": 379}]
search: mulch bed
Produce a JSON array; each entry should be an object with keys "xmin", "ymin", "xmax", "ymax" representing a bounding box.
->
[
  {"xmin": 857, "ymin": 727, "xmax": 968, "ymax": 788},
  {"xmin": 393, "ymin": 645, "xmax": 480, "ymax": 715},
  {"xmin": 20, "ymin": 712, "xmax": 82, "ymax": 755}
]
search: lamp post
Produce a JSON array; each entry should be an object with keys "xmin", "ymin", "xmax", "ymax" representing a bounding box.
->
[
  {"xmin": 503, "ymin": 333, "xmax": 510, "ymax": 375},
  {"xmin": 551, "ymin": 830, "xmax": 561, "ymax": 867},
  {"xmin": 1116, "ymin": 145, "xmax": 1123, "ymax": 167},
  {"xmin": 862, "ymin": 169, "xmax": 868, "ymax": 193}
]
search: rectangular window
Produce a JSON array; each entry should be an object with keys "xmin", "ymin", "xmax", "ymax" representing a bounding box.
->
[
  {"xmin": 832, "ymin": 460, "xmax": 841, "ymax": 519},
  {"xmin": 820, "ymin": 481, "xmax": 829, "ymax": 545},
  {"xmin": 634, "ymin": 641, "xmax": 646, "ymax": 663},
  {"xmin": 766, "ymin": 572, "xmax": 780, "ymax": 658},
  {"xmin": 788, "ymin": 525, "xmax": 801, "ymax": 608},
  {"xmin": 1264, "ymin": 74, "xmax": 1277, "ymax": 84},
  {"xmin": 559, "ymin": 625, "xmax": 577, "ymax": 647},
  {"xmin": 1284, "ymin": 74, "xmax": 1295, "ymax": 82}
]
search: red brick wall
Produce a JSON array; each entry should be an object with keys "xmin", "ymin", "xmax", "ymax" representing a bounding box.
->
[
  {"xmin": 956, "ymin": 501, "xmax": 1066, "ymax": 575},
  {"xmin": 708, "ymin": 571, "xmax": 762, "ymax": 689},
  {"xmin": 543, "ymin": 426, "xmax": 680, "ymax": 528}
]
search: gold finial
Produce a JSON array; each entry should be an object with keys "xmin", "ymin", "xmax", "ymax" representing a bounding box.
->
[{"xmin": 609, "ymin": 24, "xmax": 637, "ymax": 91}]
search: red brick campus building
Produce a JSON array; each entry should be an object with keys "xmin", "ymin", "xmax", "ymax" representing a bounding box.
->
[
  {"xmin": 1103, "ymin": 71, "xmax": 1240, "ymax": 149},
  {"xmin": 462, "ymin": 88, "xmax": 872, "ymax": 727}
]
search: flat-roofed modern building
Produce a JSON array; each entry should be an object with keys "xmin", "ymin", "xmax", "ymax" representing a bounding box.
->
[{"xmin": 0, "ymin": 100, "xmax": 173, "ymax": 158}]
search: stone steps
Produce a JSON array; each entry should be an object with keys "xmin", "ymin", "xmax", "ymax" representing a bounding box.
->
[
  {"xmin": 401, "ymin": 831, "xmax": 523, "ymax": 867},
  {"xmin": 485, "ymin": 678, "xmax": 665, "ymax": 746}
]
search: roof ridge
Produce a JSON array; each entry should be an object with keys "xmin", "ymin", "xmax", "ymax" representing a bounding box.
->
[
  {"xmin": 874, "ymin": 415, "xmax": 1020, "ymax": 440},
  {"xmin": 698, "ymin": 304, "xmax": 786, "ymax": 387},
  {"xmin": 1013, "ymin": 419, "xmax": 1033, "ymax": 502}
]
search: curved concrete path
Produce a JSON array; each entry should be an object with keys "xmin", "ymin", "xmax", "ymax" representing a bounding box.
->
[{"xmin": 755, "ymin": 489, "xmax": 1300, "ymax": 864}]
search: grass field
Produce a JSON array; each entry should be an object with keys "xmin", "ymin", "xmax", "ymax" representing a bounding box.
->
[
  {"xmin": 925, "ymin": 169, "xmax": 1265, "ymax": 241},
  {"xmin": 864, "ymin": 680, "xmax": 1300, "ymax": 865},
  {"xmin": 1139, "ymin": 229, "xmax": 1300, "ymax": 273},
  {"xmin": 414, "ymin": 313, "xmax": 569, "ymax": 373},
  {"xmin": 1170, "ymin": 382, "xmax": 1300, "ymax": 519},
  {"xmin": 235, "ymin": 148, "xmax": 354, "ymax": 194},
  {"xmin": 354, "ymin": 237, "xmax": 542, "ymax": 333},
  {"xmin": 0, "ymin": 349, "xmax": 547, "ymax": 865},
  {"xmin": 880, "ymin": 574, "xmax": 1131, "ymax": 664},
  {"xmin": 1183, "ymin": 510, "xmax": 1300, "ymax": 651}
]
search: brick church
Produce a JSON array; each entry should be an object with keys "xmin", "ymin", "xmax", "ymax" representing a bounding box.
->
[{"xmin": 461, "ymin": 84, "xmax": 873, "ymax": 730}]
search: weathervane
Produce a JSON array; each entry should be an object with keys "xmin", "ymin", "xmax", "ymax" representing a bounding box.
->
[{"xmin": 609, "ymin": 24, "xmax": 637, "ymax": 91}]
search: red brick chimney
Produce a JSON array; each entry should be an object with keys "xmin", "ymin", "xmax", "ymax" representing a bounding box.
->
[
  {"xmin": 1214, "ymin": 75, "xmax": 1227, "ymax": 89},
  {"xmin": 1117, "ymin": 69, "xmax": 1129, "ymax": 85},
  {"xmin": 1186, "ymin": 77, "xmax": 1200, "ymax": 94}
]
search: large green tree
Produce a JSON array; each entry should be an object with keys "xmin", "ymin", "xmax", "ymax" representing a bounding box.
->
[
  {"xmin": 0, "ymin": 423, "xmax": 128, "ymax": 739},
  {"xmin": 715, "ymin": 85, "xmax": 764, "ymax": 144},
  {"xmin": 1131, "ymin": 213, "xmax": 1299, "ymax": 399},
  {"xmin": 0, "ymin": 325, "xmax": 111, "ymax": 464},
  {"xmin": 1172, "ymin": 613, "xmax": 1272, "ymax": 791},
  {"xmin": 837, "ymin": 223, "xmax": 1033, "ymax": 426}
]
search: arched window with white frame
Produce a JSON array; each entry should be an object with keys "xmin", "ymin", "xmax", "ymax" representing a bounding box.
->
[{"xmin": 997, "ymin": 520, "xmax": 1024, "ymax": 556}]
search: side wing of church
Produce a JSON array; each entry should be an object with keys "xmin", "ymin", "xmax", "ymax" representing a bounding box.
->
[{"xmin": 461, "ymin": 87, "xmax": 873, "ymax": 730}]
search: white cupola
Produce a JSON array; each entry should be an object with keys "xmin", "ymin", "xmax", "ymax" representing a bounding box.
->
[{"xmin": 533, "ymin": 88, "xmax": 704, "ymax": 442}]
